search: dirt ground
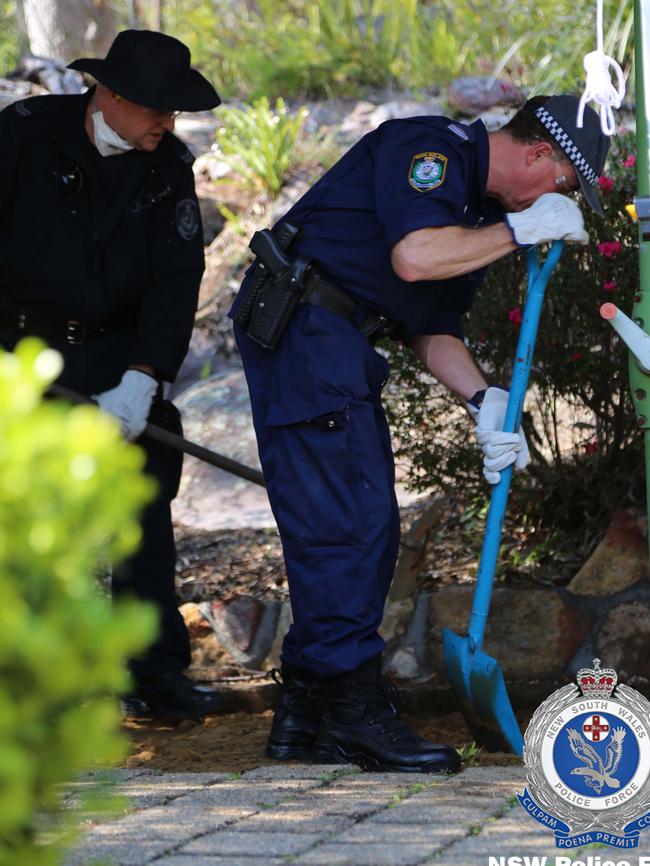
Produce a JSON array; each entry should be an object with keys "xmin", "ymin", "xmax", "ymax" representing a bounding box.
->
[{"xmin": 124, "ymin": 709, "xmax": 525, "ymax": 773}]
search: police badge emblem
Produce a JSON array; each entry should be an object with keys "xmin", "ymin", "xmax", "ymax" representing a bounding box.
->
[
  {"xmin": 518, "ymin": 659, "xmax": 650, "ymax": 850},
  {"xmin": 408, "ymin": 152, "xmax": 447, "ymax": 191},
  {"xmin": 175, "ymin": 198, "xmax": 199, "ymax": 241}
]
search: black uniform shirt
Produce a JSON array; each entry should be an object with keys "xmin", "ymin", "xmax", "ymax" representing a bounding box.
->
[{"xmin": 0, "ymin": 88, "xmax": 204, "ymax": 381}]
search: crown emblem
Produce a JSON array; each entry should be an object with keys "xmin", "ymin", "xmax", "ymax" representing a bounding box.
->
[{"xmin": 576, "ymin": 658, "xmax": 617, "ymax": 699}]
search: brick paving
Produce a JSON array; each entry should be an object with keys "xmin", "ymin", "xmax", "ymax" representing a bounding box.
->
[{"xmin": 61, "ymin": 763, "xmax": 635, "ymax": 866}]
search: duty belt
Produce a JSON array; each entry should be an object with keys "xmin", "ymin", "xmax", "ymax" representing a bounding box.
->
[
  {"xmin": 0, "ymin": 307, "xmax": 121, "ymax": 345},
  {"xmin": 301, "ymin": 272, "xmax": 397, "ymax": 344}
]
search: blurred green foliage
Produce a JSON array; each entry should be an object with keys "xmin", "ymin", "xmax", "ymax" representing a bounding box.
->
[
  {"xmin": 385, "ymin": 130, "xmax": 641, "ymax": 552},
  {"xmin": 1, "ymin": 1, "xmax": 634, "ymax": 102},
  {"xmin": 0, "ymin": 339, "xmax": 157, "ymax": 866},
  {"xmin": 215, "ymin": 97, "xmax": 307, "ymax": 195},
  {"xmin": 0, "ymin": 1, "xmax": 18, "ymax": 75},
  {"xmin": 158, "ymin": 0, "xmax": 632, "ymax": 100}
]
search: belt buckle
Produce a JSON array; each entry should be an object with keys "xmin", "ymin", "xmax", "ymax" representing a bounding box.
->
[{"xmin": 66, "ymin": 320, "xmax": 86, "ymax": 344}]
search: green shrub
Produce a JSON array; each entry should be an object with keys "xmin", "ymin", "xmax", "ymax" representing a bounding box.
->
[
  {"xmin": 215, "ymin": 96, "xmax": 308, "ymax": 196},
  {"xmin": 0, "ymin": 339, "xmax": 157, "ymax": 866},
  {"xmin": 444, "ymin": 0, "xmax": 633, "ymax": 95},
  {"xmin": 385, "ymin": 129, "xmax": 640, "ymax": 553},
  {"xmin": 155, "ymin": 0, "xmax": 632, "ymax": 102},
  {"xmin": 0, "ymin": 1, "xmax": 19, "ymax": 76}
]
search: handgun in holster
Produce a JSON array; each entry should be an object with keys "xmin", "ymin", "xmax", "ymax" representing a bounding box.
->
[{"xmin": 232, "ymin": 221, "xmax": 310, "ymax": 350}]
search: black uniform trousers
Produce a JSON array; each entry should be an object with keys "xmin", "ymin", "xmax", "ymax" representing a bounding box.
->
[{"xmin": 0, "ymin": 323, "xmax": 191, "ymax": 683}]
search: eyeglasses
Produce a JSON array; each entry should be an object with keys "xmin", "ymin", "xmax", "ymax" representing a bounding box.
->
[
  {"xmin": 549, "ymin": 151, "xmax": 576, "ymax": 195},
  {"xmin": 114, "ymin": 94, "xmax": 181, "ymax": 121},
  {"xmin": 142, "ymin": 107, "xmax": 181, "ymax": 121}
]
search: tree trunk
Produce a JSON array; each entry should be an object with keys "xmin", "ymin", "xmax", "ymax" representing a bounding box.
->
[{"xmin": 20, "ymin": 0, "xmax": 118, "ymax": 62}]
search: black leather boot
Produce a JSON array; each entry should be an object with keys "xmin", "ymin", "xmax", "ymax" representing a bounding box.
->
[
  {"xmin": 121, "ymin": 671, "xmax": 224, "ymax": 721},
  {"xmin": 313, "ymin": 657, "xmax": 461, "ymax": 774},
  {"xmin": 266, "ymin": 664, "xmax": 324, "ymax": 760}
]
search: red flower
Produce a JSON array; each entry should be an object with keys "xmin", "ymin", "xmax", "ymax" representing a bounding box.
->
[
  {"xmin": 508, "ymin": 307, "xmax": 522, "ymax": 325},
  {"xmin": 623, "ymin": 154, "xmax": 636, "ymax": 168},
  {"xmin": 598, "ymin": 176, "xmax": 614, "ymax": 192},
  {"xmin": 570, "ymin": 352, "xmax": 583, "ymax": 362},
  {"xmin": 603, "ymin": 280, "xmax": 617, "ymax": 293},
  {"xmin": 584, "ymin": 439, "xmax": 599, "ymax": 455},
  {"xmin": 598, "ymin": 241, "xmax": 622, "ymax": 258}
]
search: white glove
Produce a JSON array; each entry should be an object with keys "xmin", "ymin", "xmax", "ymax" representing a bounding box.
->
[
  {"xmin": 94, "ymin": 370, "xmax": 157, "ymax": 442},
  {"xmin": 467, "ymin": 386, "xmax": 529, "ymax": 485},
  {"xmin": 506, "ymin": 193, "xmax": 589, "ymax": 247}
]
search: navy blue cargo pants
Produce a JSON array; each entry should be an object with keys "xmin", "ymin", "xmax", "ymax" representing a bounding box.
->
[{"xmin": 235, "ymin": 304, "xmax": 400, "ymax": 677}]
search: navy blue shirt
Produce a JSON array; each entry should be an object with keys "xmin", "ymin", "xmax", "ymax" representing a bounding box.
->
[{"xmin": 279, "ymin": 115, "xmax": 503, "ymax": 341}]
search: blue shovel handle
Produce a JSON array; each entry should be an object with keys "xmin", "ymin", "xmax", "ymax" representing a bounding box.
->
[{"xmin": 468, "ymin": 240, "xmax": 564, "ymax": 652}]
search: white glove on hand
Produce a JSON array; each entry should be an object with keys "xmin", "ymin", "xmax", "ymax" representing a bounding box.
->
[
  {"xmin": 94, "ymin": 370, "xmax": 157, "ymax": 442},
  {"xmin": 506, "ymin": 193, "xmax": 589, "ymax": 247},
  {"xmin": 467, "ymin": 386, "xmax": 530, "ymax": 485}
]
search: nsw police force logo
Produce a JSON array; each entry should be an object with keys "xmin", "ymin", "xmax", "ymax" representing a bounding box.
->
[
  {"xmin": 408, "ymin": 152, "xmax": 447, "ymax": 191},
  {"xmin": 518, "ymin": 659, "xmax": 650, "ymax": 850}
]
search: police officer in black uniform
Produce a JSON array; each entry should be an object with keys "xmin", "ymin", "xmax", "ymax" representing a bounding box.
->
[
  {"xmin": 0, "ymin": 30, "xmax": 223, "ymax": 720},
  {"xmin": 231, "ymin": 96, "xmax": 610, "ymax": 772}
]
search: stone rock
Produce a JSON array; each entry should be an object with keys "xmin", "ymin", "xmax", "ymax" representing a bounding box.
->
[
  {"xmin": 265, "ymin": 600, "xmax": 293, "ymax": 670},
  {"xmin": 179, "ymin": 601, "xmax": 213, "ymax": 639},
  {"xmin": 193, "ymin": 151, "xmax": 231, "ymax": 181},
  {"xmin": 595, "ymin": 602, "xmax": 650, "ymax": 688},
  {"xmin": 188, "ymin": 630, "xmax": 230, "ymax": 678},
  {"xmin": 429, "ymin": 586, "xmax": 592, "ymax": 680},
  {"xmin": 384, "ymin": 592, "xmax": 432, "ymax": 681},
  {"xmin": 171, "ymin": 366, "xmax": 275, "ymax": 531},
  {"xmin": 0, "ymin": 76, "xmax": 46, "ymax": 110},
  {"xmin": 182, "ymin": 600, "xmax": 231, "ymax": 676},
  {"xmin": 175, "ymin": 111, "xmax": 220, "ymax": 157},
  {"xmin": 380, "ymin": 598, "xmax": 415, "ymax": 644},
  {"xmin": 203, "ymin": 595, "xmax": 263, "ymax": 651},
  {"xmin": 447, "ymin": 77, "xmax": 524, "ymax": 116},
  {"xmin": 568, "ymin": 509, "xmax": 649, "ymax": 597},
  {"xmin": 366, "ymin": 97, "xmax": 444, "ymax": 128},
  {"xmin": 389, "ymin": 497, "xmax": 445, "ymax": 600},
  {"xmin": 199, "ymin": 595, "xmax": 281, "ymax": 669},
  {"xmin": 385, "ymin": 645, "xmax": 420, "ymax": 681}
]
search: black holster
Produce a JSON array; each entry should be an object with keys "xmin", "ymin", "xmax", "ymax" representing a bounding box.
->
[{"xmin": 233, "ymin": 221, "xmax": 310, "ymax": 350}]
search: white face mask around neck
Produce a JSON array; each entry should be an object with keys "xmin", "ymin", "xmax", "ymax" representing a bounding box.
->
[{"xmin": 90, "ymin": 102, "xmax": 134, "ymax": 157}]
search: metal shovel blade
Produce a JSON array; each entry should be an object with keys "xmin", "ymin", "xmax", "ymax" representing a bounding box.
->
[
  {"xmin": 442, "ymin": 241, "xmax": 564, "ymax": 757},
  {"xmin": 443, "ymin": 628, "xmax": 524, "ymax": 754}
]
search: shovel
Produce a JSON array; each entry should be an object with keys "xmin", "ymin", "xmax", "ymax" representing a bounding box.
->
[
  {"xmin": 443, "ymin": 240, "xmax": 564, "ymax": 755},
  {"xmin": 47, "ymin": 382, "xmax": 266, "ymax": 487}
]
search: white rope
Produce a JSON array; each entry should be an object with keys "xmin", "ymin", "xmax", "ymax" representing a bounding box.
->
[{"xmin": 576, "ymin": 0, "xmax": 626, "ymax": 135}]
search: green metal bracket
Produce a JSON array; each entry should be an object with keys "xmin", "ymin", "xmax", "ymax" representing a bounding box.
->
[{"xmin": 631, "ymin": 0, "xmax": 650, "ymax": 546}]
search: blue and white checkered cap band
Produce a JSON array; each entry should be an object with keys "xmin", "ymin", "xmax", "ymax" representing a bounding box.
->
[{"xmin": 534, "ymin": 106, "xmax": 599, "ymax": 186}]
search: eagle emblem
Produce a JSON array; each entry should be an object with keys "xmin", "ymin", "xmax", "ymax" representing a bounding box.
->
[{"xmin": 566, "ymin": 726, "xmax": 626, "ymax": 794}]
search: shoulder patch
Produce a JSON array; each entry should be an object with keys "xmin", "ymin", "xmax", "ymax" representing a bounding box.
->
[
  {"xmin": 14, "ymin": 100, "xmax": 31, "ymax": 117},
  {"xmin": 11, "ymin": 94, "xmax": 70, "ymax": 119},
  {"xmin": 176, "ymin": 198, "xmax": 199, "ymax": 241},
  {"xmin": 408, "ymin": 152, "xmax": 447, "ymax": 191},
  {"xmin": 447, "ymin": 122, "xmax": 470, "ymax": 141}
]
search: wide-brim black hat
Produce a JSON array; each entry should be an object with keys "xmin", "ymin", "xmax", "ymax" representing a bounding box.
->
[
  {"xmin": 68, "ymin": 29, "xmax": 220, "ymax": 112},
  {"xmin": 533, "ymin": 95, "xmax": 610, "ymax": 217}
]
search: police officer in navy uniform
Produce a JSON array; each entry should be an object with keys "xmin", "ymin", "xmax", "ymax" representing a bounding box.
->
[
  {"xmin": 231, "ymin": 95, "xmax": 609, "ymax": 772},
  {"xmin": 0, "ymin": 30, "xmax": 223, "ymax": 720}
]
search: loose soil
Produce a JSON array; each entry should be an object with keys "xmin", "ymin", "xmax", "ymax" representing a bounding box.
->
[
  {"xmin": 131, "ymin": 499, "xmax": 563, "ymax": 776},
  {"xmin": 124, "ymin": 709, "xmax": 526, "ymax": 774}
]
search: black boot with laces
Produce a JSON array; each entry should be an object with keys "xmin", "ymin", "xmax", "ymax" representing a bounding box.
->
[
  {"xmin": 313, "ymin": 657, "xmax": 461, "ymax": 774},
  {"xmin": 266, "ymin": 664, "xmax": 324, "ymax": 760}
]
